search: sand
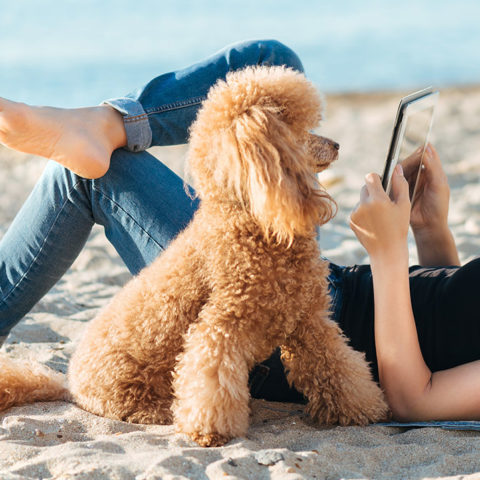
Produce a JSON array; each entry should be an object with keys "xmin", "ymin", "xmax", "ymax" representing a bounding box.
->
[{"xmin": 0, "ymin": 86, "xmax": 479, "ymax": 479}]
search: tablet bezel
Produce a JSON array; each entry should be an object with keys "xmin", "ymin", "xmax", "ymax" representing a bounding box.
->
[{"xmin": 381, "ymin": 87, "xmax": 439, "ymax": 198}]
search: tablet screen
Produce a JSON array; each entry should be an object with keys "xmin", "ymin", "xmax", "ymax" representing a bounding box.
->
[
  {"xmin": 397, "ymin": 100, "xmax": 436, "ymax": 202},
  {"xmin": 383, "ymin": 89, "xmax": 438, "ymax": 205}
]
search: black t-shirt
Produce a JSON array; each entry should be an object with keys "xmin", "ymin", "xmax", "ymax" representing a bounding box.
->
[{"xmin": 249, "ymin": 257, "xmax": 480, "ymax": 402}]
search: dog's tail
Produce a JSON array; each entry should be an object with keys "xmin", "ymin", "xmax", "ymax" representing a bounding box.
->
[{"xmin": 0, "ymin": 353, "xmax": 69, "ymax": 412}]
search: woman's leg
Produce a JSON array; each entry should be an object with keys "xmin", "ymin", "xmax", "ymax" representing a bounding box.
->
[
  {"xmin": 0, "ymin": 39, "xmax": 303, "ymax": 345},
  {"xmin": 104, "ymin": 39, "xmax": 304, "ymax": 150},
  {"xmin": 0, "ymin": 39, "xmax": 303, "ymax": 179},
  {"xmin": 0, "ymin": 149, "xmax": 198, "ymax": 344}
]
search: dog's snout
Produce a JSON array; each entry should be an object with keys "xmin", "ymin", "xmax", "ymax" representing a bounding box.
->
[{"xmin": 322, "ymin": 137, "xmax": 340, "ymax": 151}]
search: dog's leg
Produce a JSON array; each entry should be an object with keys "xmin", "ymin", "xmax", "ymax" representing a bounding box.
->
[
  {"xmin": 281, "ymin": 313, "xmax": 390, "ymax": 425},
  {"xmin": 172, "ymin": 307, "xmax": 251, "ymax": 447},
  {"xmin": 69, "ymin": 301, "xmax": 178, "ymax": 424},
  {"xmin": 69, "ymin": 232, "xmax": 207, "ymax": 424}
]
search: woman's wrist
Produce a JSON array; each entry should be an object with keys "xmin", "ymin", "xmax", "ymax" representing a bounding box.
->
[
  {"xmin": 369, "ymin": 245, "xmax": 410, "ymax": 275},
  {"xmin": 412, "ymin": 221, "xmax": 449, "ymax": 241},
  {"xmin": 368, "ymin": 239, "xmax": 409, "ymax": 263},
  {"xmin": 412, "ymin": 224, "xmax": 460, "ymax": 266}
]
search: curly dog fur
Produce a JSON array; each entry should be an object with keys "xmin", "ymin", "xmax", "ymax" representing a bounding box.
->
[{"xmin": 0, "ymin": 66, "xmax": 388, "ymax": 447}]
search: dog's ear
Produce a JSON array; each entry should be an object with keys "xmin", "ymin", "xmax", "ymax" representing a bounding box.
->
[
  {"xmin": 187, "ymin": 66, "xmax": 337, "ymax": 245},
  {"xmin": 234, "ymin": 108, "xmax": 337, "ymax": 244}
]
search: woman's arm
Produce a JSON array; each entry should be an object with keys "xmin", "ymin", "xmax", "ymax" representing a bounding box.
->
[
  {"xmin": 350, "ymin": 166, "xmax": 480, "ymax": 421},
  {"xmin": 371, "ymin": 250, "xmax": 480, "ymax": 421},
  {"xmin": 410, "ymin": 145, "xmax": 460, "ymax": 266},
  {"xmin": 413, "ymin": 226, "xmax": 459, "ymax": 267}
]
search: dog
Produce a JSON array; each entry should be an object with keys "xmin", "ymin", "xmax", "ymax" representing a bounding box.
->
[{"xmin": 0, "ymin": 66, "xmax": 388, "ymax": 447}]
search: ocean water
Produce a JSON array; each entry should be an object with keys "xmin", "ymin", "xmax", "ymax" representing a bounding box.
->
[{"xmin": 1, "ymin": 0, "xmax": 479, "ymax": 107}]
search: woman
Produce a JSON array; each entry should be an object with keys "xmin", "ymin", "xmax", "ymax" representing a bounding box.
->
[{"xmin": 0, "ymin": 39, "xmax": 479, "ymax": 421}]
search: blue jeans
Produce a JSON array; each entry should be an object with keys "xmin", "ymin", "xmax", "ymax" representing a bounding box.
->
[{"xmin": 0, "ymin": 39, "xmax": 305, "ymax": 344}]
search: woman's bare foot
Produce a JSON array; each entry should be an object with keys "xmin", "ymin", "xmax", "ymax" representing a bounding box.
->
[{"xmin": 0, "ymin": 98, "xmax": 127, "ymax": 179}]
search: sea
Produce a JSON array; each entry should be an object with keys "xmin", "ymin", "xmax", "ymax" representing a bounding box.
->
[{"xmin": 1, "ymin": 0, "xmax": 479, "ymax": 107}]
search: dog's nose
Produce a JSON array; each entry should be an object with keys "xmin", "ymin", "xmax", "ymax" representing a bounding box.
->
[{"xmin": 333, "ymin": 142, "xmax": 340, "ymax": 150}]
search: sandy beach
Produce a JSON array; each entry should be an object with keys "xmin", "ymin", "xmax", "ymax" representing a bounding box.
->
[{"xmin": 0, "ymin": 86, "xmax": 479, "ymax": 479}]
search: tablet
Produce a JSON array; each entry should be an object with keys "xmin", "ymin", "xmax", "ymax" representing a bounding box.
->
[{"xmin": 381, "ymin": 87, "xmax": 439, "ymax": 205}]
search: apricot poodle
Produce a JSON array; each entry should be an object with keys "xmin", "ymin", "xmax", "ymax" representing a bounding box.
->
[{"xmin": 0, "ymin": 66, "xmax": 388, "ymax": 447}]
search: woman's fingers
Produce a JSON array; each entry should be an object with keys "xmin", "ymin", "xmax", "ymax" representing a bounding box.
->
[
  {"xmin": 423, "ymin": 144, "xmax": 446, "ymax": 182},
  {"xmin": 391, "ymin": 164, "xmax": 410, "ymax": 206},
  {"xmin": 364, "ymin": 172, "xmax": 387, "ymax": 200},
  {"xmin": 359, "ymin": 184, "xmax": 369, "ymax": 203},
  {"xmin": 363, "ymin": 167, "xmax": 409, "ymax": 206},
  {"xmin": 426, "ymin": 143, "xmax": 440, "ymax": 163},
  {"xmin": 350, "ymin": 166, "xmax": 410, "ymax": 258}
]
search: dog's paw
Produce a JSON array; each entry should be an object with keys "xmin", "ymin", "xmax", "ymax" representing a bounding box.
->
[
  {"xmin": 189, "ymin": 431, "xmax": 230, "ymax": 447},
  {"xmin": 124, "ymin": 408, "xmax": 172, "ymax": 425},
  {"xmin": 307, "ymin": 380, "xmax": 390, "ymax": 426},
  {"xmin": 342, "ymin": 378, "xmax": 391, "ymax": 425}
]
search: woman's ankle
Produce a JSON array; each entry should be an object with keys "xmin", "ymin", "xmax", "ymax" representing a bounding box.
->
[{"xmin": 100, "ymin": 105, "xmax": 127, "ymax": 151}]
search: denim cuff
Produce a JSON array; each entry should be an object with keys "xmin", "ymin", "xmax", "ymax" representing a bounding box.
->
[{"xmin": 102, "ymin": 97, "xmax": 152, "ymax": 152}]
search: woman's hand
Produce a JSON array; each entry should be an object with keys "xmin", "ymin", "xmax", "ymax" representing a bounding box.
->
[
  {"xmin": 410, "ymin": 145, "xmax": 460, "ymax": 266},
  {"xmin": 410, "ymin": 144, "xmax": 450, "ymax": 234},
  {"xmin": 349, "ymin": 164, "xmax": 410, "ymax": 262}
]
